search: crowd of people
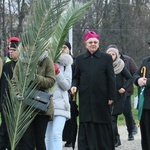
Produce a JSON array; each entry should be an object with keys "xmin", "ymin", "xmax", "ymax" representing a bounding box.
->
[{"xmin": 0, "ymin": 30, "xmax": 149, "ymax": 150}]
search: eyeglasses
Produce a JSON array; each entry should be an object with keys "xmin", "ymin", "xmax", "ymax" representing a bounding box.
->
[{"xmin": 86, "ymin": 41, "xmax": 99, "ymax": 44}]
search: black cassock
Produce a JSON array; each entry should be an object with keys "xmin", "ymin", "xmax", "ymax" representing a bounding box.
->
[{"xmin": 78, "ymin": 122, "xmax": 114, "ymax": 150}]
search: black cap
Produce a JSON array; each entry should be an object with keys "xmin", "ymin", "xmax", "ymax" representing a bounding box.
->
[
  {"xmin": 64, "ymin": 41, "xmax": 71, "ymax": 50},
  {"xmin": 9, "ymin": 40, "xmax": 19, "ymax": 49}
]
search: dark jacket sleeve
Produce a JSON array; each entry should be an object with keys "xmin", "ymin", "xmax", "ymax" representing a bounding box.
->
[
  {"xmin": 106, "ymin": 55, "xmax": 116, "ymax": 100},
  {"xmin": 134, "ymin": 57, "xmax": 150, "ymax": 86},
  {"xmin": 121, "ymin": 67, "xmax": 133, "ymax": 90}
]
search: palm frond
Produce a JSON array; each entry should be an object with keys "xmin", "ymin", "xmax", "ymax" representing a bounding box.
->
[
  {"xmin": 3, "ymin": 76, "xmax": 37, "ymax": 149},
  {"xmin": 3, "ymin": 0, "xmax": 93, "ymax": 149},
  {"xmin": 49, "ymin": 1, "xmax": 93, "ymax": 62}
]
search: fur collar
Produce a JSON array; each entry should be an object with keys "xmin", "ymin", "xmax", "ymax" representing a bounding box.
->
[
  {"xmin": 57, "ymin": 54, "xmax": 73, "ymax": 66},
  {"xmin": 113, "ymin": 57, "xmax": 125, "ymax": 74}
]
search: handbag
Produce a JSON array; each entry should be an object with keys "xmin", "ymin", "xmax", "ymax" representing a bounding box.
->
[{"xmin": 24, "ymin": 90, "xmax": 53, "ymax": 113}]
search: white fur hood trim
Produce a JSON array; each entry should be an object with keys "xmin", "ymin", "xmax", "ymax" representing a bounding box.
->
[{"xmin": 57, "ymin": 54, "xmax": 73, "ymax": 66}]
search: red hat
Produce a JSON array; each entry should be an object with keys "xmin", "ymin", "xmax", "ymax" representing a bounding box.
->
[
  {"xmin": 6, "ymin": 36, "xmax": 20, "ymax": 53},
  {"xmin": 7, "ymin": 37, "xmax": 20, "ymax": 50},
  {"xmin": 84, "ymin": 30, "xmax": 100, "ymax": 41},
  {"xmin": 8, "ymin": 37, "xmax": 20, "ymax": 43}
]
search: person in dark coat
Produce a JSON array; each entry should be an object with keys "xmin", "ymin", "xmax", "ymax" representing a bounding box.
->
[
  {"xmin": 106, "ymin": 47, "xmax": 133, "ymax": 147},
  {"xmin": 0, "ymin": 37, "xmax": 20, "ymax": 150},
  {"xmin": 134, "ymin": 41, "xmax": 150, "ymax": 150},
  {"xmin": 71, "ymin": 30, "xmax": 116, "ymax": 150},
  {"xmin": 62, "ymin": 41, "xmax": 78, "ymax": 148},
  {"xmin": 107, "ymin": 44, "xmax": 138, "ymax": 140},
  {"xmin": 121, "ymin": 54, "xmax": 138, "ymax": 139}
]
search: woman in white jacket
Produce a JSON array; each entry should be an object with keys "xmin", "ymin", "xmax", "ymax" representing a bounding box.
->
[{"xmin": 45, "ymin": 52, "xmax": 73, "ymax": 150}]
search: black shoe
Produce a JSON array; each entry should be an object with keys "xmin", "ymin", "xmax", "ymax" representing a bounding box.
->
[
  {"xmin": 128, "ymin": 133, "xmax": 134, "ymax": 141},
  {"xmin": 64, "ymin": 142, "xmax": 72, "ymax": 147},
  {"xmin": 132, "ymin": 125, "xmax": 138, "ymax": 135},
  {"xmin": 115, "ymin": 136, "xmax": 121, "ymax": 147}
]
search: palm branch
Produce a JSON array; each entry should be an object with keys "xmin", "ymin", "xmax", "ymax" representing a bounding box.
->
[
  {"xmin": 49, "ymin": 1, "xmax": 94, "ymax": 62},
  {"xmin": 3, "ymin": 0, "xmax": 93, "ymax": 149}
]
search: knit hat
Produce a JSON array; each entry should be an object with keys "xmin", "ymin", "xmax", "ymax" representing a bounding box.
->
[
  {"xmin": 107, "ymin": 44, "xmax": 118, "ymax": 49},
  {"xmin": 64, "ymin": 41, "xmax": 71, "ymax": 50},
  {"xmin": 8, "ymin": 37, "xmax": 20, "ymax": 49},
  {"xmin": 84, "ymin": 30, "xmax": 100, "ymax": 41},
  {"xmin": 106, "ymin": 48, "xmax": 119, "ymax": 58}
]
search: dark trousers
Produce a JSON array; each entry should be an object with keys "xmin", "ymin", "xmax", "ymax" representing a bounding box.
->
[
  {"xmin": 140, "ymin": 109, "xmax": 150, "ymax": 150},
  {"xmin": 78, "ymin": 122, "xmax": 115, "ymax": 150},
  {"xmin": 16, "ymin": 115, "xmax": 49, "ymax": 150},
  {"xmin": 63, "ymin": 119, "xmax": 72, "ymax": 142},
  {"xmin": 111, "ymin": 115, "xmax": 119, "ymax": 142},
  {"xmin": 123, "ymin": 96, "xmax": 136, "ymax": 133},
  {"xmin": 0, "ymin": 111, "xmax": 10, "ymax": 150},
  {"xmin": 63, "ymin": 100, "xmax": 78, "ymax": 143}
]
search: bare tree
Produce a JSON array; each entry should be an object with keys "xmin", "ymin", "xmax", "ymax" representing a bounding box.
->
[
  {"xmin": 0, "ymin": 0, "xmax": 32, "ymax": 57},
  {"xmin": 72, "ymin": 0, "xmax": 150, "ymax": 66},
  {"xmin": 0, "ymin": 0, "xmax": 149, "ymax": 65}
]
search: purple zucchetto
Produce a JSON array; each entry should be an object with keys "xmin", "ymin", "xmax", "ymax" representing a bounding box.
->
[{"xmin": 84, "ymin": 30, "xmax": 100, "ymax": 41}]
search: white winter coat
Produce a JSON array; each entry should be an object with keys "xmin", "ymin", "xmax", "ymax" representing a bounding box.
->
[{"xmin": 53, "ymin": 53, "xmax": 73, "ymax": 119}]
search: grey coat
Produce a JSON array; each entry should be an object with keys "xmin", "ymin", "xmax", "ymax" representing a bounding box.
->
[{"xmin": 53, "ymin": 54, "xmax": 73, "ymax": 119}]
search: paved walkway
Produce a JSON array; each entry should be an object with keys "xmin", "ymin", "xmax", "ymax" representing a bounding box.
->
[{"xmin": 63, "ymin": 125, "xmax": 142, "ymax": 150}]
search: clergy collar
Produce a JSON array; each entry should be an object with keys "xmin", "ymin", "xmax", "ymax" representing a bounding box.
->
[{"xmin": 84, "ymin": 49, "xmax": 101, "ymax": 59}]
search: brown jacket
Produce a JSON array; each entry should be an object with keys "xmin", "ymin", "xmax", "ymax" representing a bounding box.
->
[{"xmin": 12, "ymin": 51, "xmax": 55, "ymax": 117}]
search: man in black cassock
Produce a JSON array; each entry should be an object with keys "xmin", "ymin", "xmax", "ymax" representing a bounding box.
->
[
  {"xmin": 0, "ymin": 37, "xmax": 20, "ymax": 150},
  {"xmin": 71, "ymin": 30, "xmax": 116, "ymax": 150}
]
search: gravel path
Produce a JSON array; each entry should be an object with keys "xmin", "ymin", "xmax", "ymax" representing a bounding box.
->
[
  {"xmin": 63, "ymin": 125, "xmax": 142, "ymax": 150},
  {"xmin": 115, "ymin": 125, "xmax": 141, "ymax": 150}
]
